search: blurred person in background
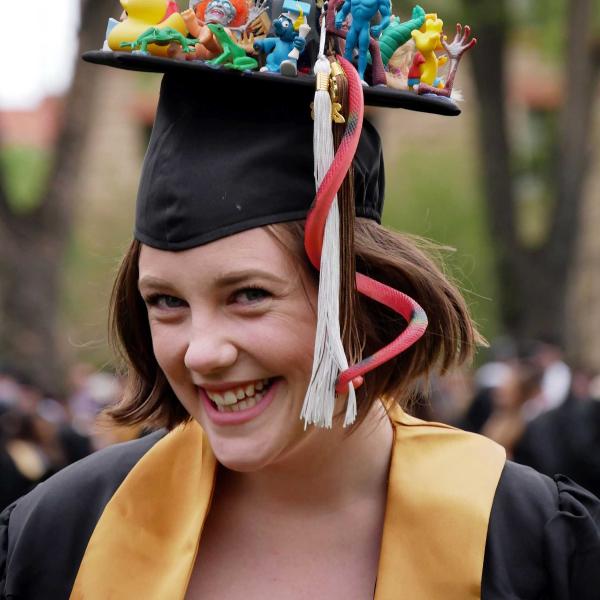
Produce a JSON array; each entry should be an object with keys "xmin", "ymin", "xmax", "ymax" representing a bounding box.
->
[
  {"xmin": 480, "ymin": 361, "xmax": 543, "ymax": 458},
  {"xmin": 0, "ymin": 368, "xmax": 39, "ymax": 508},
  {"xmin": 519, "ymin": 339, "xmax": 571, "ymax": 421},
  {"xmin": 0, "ymin": 371, "xmax": 93, "ymax": 509},
  {"xmin": 514, "ymin": 369, "xmax": 600, "ymax": 498},
  {"xmin": 460, "ymin": 337, "xmax": 517, "ymax": 433},
  {"xmin": 67, "ymin": 363, "xmax": 143, "ymax": 450}
]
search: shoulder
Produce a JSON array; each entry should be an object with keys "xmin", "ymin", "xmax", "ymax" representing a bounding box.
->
[
  {"xmin": 483, "ymin": 460, "xmax": 600, "ymax": 599},
  {"xmin": 1, "ymin": 430, "xmax": 165, "ymax": 599},
  {"xmin": 490, "ymin": 459, "xmax": 557, "ymax": 519}
]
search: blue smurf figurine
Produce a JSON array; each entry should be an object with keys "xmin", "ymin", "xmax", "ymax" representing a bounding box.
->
[
  {"xmin": 254, "ymin": 0, "xmax": 311, "ymax": 76},
  {"xmin": 335, "ymin": 0, "xmax": 391, "ymax": 84}
]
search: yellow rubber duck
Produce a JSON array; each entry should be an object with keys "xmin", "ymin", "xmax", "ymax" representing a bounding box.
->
[{"xmin": 108, "ymin": 0, "xmax": 188, "ymax": 57}]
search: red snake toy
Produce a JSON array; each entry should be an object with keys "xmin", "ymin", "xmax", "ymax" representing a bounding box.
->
[{"xmin": 304, "ymin": 55, "xmax": 429, "ymax": 394}]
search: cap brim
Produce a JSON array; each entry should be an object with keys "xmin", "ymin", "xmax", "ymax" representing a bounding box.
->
[{"xmin": 82, "ymin": 50, "xmax": 461, "ymax": 116}]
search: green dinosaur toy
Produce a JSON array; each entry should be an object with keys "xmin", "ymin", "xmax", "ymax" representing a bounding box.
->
[
  {"xmin": 206, "ymin": 24, "xmax": 259, "ymax": 71},
  {"xmin": 120, "ymin": 27, "xmax": 198, "ymax": 55},
  {"xmin": 379, "ymin": 5, "xmax": 426, "ymax": 66}
]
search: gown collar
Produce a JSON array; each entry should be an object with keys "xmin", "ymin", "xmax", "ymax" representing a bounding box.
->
[{"xmin": 71, "ymin": 405, "xmax": 505, "ymax": 599}]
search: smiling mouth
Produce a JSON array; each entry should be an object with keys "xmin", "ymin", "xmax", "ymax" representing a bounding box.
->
[
  {"xmin": 204, "ymin": 378, "xmax": 275, "ymax": 412},
  {"xmin": 206, "ymin": 9, "xmax": 226, "ymax": 21}
]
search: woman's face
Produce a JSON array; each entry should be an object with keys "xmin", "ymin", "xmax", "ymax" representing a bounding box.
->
[{"xmin": 138, "ymin": 228, "xmax": 320, "ymax": 471}]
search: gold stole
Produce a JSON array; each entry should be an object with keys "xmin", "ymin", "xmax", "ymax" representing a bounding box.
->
[{"xmin": 70, "ymin": 407, "xmax": 505, "ymax": 599}]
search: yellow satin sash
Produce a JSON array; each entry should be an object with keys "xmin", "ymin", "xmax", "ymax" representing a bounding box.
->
[
  {"xmin": 70, "ymin": 406, "xmax": 505, "ymax": 599},
  {"xmin": 374, "ymin": 408, "xmax": 505, "ymax": 599}
]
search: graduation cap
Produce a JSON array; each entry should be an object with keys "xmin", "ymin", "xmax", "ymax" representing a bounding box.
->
[{"xmin": 83, "ymin": 0, "xmax": 476, "ymax": 427}]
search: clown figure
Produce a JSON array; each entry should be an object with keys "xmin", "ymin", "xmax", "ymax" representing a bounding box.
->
[
  {"xmin": 181, "ymin": 0, "xmax": 265, "ymax": 59},
  {"xmin": 335, "ymin": 0, "xmax": 391, "ymax": 83}
]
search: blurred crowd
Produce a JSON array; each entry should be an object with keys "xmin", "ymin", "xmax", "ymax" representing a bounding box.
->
[
  {"xmin": 2, "ymin": 338, "xmax": 600, "ymax": 510},
  {"xmin": 426, "ymin": 338, "xmax": 600, "ymax": 498},
  {"xmin": 0, "ymin": 363, "xmax": 144, "ymax": 510}
]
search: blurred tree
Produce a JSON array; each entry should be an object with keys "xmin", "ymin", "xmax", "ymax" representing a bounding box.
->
[
  {"xmin": 0, "ymin": 0, "xmax": 115, "ymax": 394},
  {"xmin": 461, "ymin": 0, "xmax": 600, "ymax": 344}
]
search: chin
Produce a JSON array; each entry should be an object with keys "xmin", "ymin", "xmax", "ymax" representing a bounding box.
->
[{"xmin": 205, "ymin": 428, "xmax": 289, "ymax": 472}]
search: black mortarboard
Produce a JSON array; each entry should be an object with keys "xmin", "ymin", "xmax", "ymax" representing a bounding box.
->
[{"xmin": 131, "ymin": 71, "xmax": 384, "ymax": 251}]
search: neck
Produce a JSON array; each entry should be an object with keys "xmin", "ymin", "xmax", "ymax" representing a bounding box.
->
[{"xmin": 219, "ymin": 401, "xmax": 394, "ymax": 514}]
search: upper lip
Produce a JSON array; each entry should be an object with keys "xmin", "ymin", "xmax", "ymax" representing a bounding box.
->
[{"xmin": 195, "ymin": 378, "xmax": 272, "ymax": 393}]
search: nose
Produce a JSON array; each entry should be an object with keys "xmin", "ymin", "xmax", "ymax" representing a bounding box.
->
[{"xmin": 184, "ymin": 320, "xmax": 238, "ymax": 376}]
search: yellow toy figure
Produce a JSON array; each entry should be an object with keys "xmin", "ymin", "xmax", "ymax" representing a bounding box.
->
[
  {"xmin": 108, "ymin": 0, "xmax": 188, "ymax": 57},
  {"xmin": 410, "ymin": 15, "xmax": 448, "ymax": 88}
]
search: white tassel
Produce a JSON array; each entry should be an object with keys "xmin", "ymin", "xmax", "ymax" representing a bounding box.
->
[{"xmin": 301, "ymin": 17, "xmax": 356, "ymax": 428}]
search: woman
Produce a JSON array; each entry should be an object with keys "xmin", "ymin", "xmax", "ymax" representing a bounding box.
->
[{"xmin": 2, "ymin": 3, "xmax": 600, "ymax": 598}]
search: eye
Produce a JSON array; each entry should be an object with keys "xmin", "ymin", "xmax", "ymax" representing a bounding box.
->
[
  {"xmin": 144, "ymin": 293, "xmax": 187, "ymax": 310},
  {"xmin": 231, "ymin": 286, "xmax": 271, "ymax": 305},
  {"xmin": 283, "ymin": 20, "xmax": 290, "ymax": 27}
]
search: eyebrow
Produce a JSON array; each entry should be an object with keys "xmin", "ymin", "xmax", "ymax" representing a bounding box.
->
[
  {"xmin": 213, "ymin": 269, "xmax": 288, "ymax": 287},
  {"xmin": 137, "ymin": 276, "xmax": 177, "ymax": 292},
  {"xmin": 138, "ymin": 270, "xmax": 287, "ymax": 291}
]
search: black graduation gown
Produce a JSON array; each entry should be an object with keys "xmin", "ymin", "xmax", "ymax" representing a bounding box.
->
[{"xmin": 1, "ymin": 430, "xmax": 599, "ymax": 599}]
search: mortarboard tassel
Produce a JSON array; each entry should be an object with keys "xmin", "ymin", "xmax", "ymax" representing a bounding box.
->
[
  {"xmin": 305, "ymin": 53, "xmax": 430, "ymax": 427},
  {"xmin": 301, "ymin": 8, "xmax": 356, "ymax": 428}
]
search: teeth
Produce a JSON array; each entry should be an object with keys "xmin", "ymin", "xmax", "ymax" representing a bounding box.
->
[
  {"xmin": 212, "ymin": 391, "xmax": 264, "ymax": 413},
  {"xmin": 206, "ymin": 378, "xmax": 272, "ymax": 407},
  {"xmin": 207, "ymin": 391, "xmax": 224, "ymax": 404},
  {"xmin": 223, "ymin": 391, "xmax": 237, "ymax": 405}
]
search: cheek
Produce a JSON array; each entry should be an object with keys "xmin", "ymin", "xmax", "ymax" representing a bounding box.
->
[
  {"xmin": 254, "ymin": 310, "xmax": 316, "ymax": 374},
  {"xmin": 148, "ymin": 322, "xmax": 188, "ymax": 381}
]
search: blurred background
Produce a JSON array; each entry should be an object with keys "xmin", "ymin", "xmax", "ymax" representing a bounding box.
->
[{"xmin": 1, "ymin": 0, "xmax": 599, "ymax": 506}]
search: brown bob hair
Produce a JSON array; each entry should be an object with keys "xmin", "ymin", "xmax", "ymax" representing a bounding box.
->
[{"xmin": 107, "ymin": 219, "xmax": 481, "ymax": 430}]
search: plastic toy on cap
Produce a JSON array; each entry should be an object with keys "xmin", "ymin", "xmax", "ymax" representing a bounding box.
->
[
  {"xmin": 107, "ymin": 0, "xmax": 188, "ymax": 57},
  {"xmin": 91, "ymin": 2, "xmax": 476, "ymax": 114},
  {"xmin": 254, "ymin": 0, "xmax": 311, "ymax": 75}
]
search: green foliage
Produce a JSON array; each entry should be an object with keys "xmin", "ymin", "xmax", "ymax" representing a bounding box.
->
[
  {"xmin": 382, "ymin": 140, "xmax": 500, "ymax": 340},
  {"xmin": 512, "ymin": 107, "xmax": 559, "ymax": 248},
  {"xmin": 519, "ymin": 0, "xmax": 566, "ymax": 58},
  {"xmin": 0, "ymin": 146, "xmax": 51, "ymax": 213},
  {"xmin": 61, "ymin": 195, "xmax": 136, "ymax": 370},
  {"xmin": 393, "ymin": 0, "xmax": 461, "ymax": 22}
]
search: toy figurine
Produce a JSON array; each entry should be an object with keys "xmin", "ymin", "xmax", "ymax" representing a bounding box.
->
[
  {"xmin": 206, "ymin": 23, "xmax": 259, "ymax": 70},
  {"xmin": 185, "ymin": 0, "xmax": 249, "ymax": 32},
  {"xmin": 334, "ymin": 0, "xmax": 391, "ymax": 84},
  {"xmin": 253, "ymin": 1, "xmax": 311, "ymax": 77},
  {"xmin": 165, "ymin": 0, "xmax": 179, "ymax": 18},
  {"xmin": 181, "ymin": 0, "xmax": 270, "ymax": 61},
  {"xmin": 107, "ymin": 0, "xmax": 188, "ymax": 57},
  {"xmin": 378, "ymin": 5, "xmax": 426, "ymax": 67},
  {"xmin": 416, "ymin": 23, "xmax": 477, "ymax": 98},
  {"xmin": 120, "ymin": 27, "xmax": 199, "ymax": 55},
  {"xmin": 103, "ymin": 18, "xmax": 120, "ymax": 51},
  {"xmin": 326, "ymin": 0, "xmax": 385, "ymax": 85},
  {"xmin": 409, "ymin": 15, "xmax": 447, "ymax": 89}
]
